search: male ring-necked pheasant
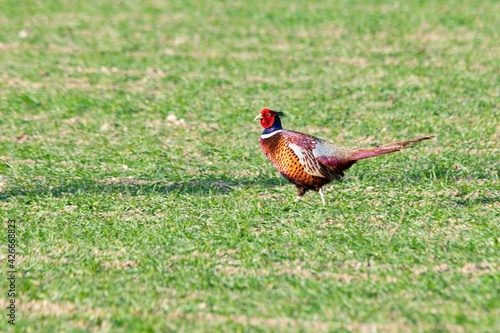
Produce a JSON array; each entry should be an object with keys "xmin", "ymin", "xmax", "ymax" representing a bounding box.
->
[{"xmin": 256, "ymin": 108, "xmax": 433, "ymax": 205}]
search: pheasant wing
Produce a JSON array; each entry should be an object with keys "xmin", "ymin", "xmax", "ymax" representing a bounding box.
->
[
  {"xmin": 284, "ymin": 131, "xmax": 339, "ymax": 180},
  {"xmin": 287, "ymin": 142, "xmax": 325, "ymax": 178}
]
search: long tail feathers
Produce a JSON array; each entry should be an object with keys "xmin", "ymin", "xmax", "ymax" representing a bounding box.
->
[{"xmin": 350, "ymin": 136, "xmax": 434, "ymax": 161}]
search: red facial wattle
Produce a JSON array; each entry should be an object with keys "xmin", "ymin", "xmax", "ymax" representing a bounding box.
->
[{"xmin": 260, "ymin": 113, "xmax": 275, "ymax": 128}]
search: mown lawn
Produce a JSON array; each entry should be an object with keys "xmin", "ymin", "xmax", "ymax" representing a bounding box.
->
[{"xmin": 0, "ymin": 0, "xmax": 498, "ymax": 332}]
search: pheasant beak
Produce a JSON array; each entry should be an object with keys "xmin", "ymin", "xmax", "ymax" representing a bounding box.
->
[{"xmin": 254, "ymin": 114, "xmax": 263, "ymax": 121}]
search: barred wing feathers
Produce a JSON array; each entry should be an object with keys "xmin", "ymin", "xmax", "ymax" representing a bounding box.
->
[{"xmin": 283, "ymin": 131, "xmax": 354, "ymax": 181}]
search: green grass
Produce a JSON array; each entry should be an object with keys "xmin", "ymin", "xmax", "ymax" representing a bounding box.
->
[{"xmin": 0, "ymin": 0, "xmax": 499, "ymax": 331}]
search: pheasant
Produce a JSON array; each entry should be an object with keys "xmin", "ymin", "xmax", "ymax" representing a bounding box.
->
[{"xmin": 255, "ymin": 108, "xmax": 433, "ymax": 205}]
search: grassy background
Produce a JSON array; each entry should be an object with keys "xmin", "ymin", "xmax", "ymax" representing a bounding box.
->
[{"xmin": 0, "ymin": 0, "xmax": 499, "ymax": 331}]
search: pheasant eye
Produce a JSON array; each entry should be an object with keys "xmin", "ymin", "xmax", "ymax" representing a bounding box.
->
[{"xmin": 267, "ymin": 113, "xmax": 271, "ymax": 117}]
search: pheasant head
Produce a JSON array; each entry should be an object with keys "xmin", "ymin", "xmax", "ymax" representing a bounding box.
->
[{"xmin": 254, "ymin": 108, "xmax": 284, "ymax": 133}]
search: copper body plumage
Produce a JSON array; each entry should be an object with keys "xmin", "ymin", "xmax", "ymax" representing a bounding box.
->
[
  {"xmin": 255, "ymin": 108, "xmax": 433, "ymax": 205},
  {"xmin": 260, "ymin": 131, "xmax": 328, "ymax": 191}
]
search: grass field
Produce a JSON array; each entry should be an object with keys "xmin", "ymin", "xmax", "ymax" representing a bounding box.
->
[{"xmin": 0, "ymin": 0, "xmax": 499, "ymax": 331}]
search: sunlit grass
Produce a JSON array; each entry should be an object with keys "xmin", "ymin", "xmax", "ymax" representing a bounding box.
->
[{"xmin": 0, "ymin": 0, "xmax": 498, "ymax": 332}]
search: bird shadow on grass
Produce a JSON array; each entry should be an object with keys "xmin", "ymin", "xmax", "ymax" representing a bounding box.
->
[
  {"xmin": 0, "ymin": 175, "xmax": 287, "ymax": 201},
  {"xmin": 455, "ymin": 196, "xmax": 499, "ymax": 207}
]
